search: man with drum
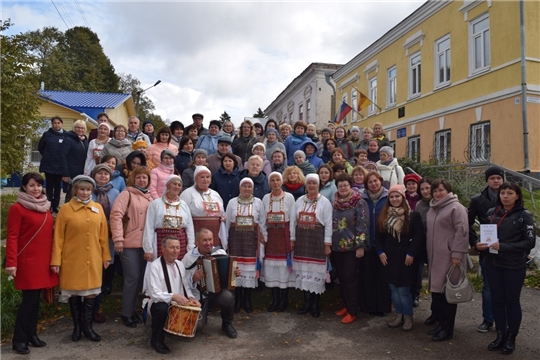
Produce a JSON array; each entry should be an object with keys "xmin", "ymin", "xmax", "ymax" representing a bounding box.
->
[
  {"xmin": 182, "ymin": 228, "xmax": 241, "ymax": 339},
  {"xmin": 146, "ymin": 236, "xmax": 201, "ymax": 354}
]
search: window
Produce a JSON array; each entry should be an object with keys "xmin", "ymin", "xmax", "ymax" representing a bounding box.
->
[
  {"xmin": 342, "ymin": 94, "xmax": 348, "ymax": 125},
  {"xmin": 407, "ymin": 136, "xmax": 420, "ymax": 160},
  {"xmin": 351, "ymin": 89, "xmax": 357, "ymax": 122},
  {"xmin": 387, "ymin": 66, "xmax": 397, "ymax": 107},
  {"xmin": 306, "ymin": 99, "xmax": 311, "ymax": 123},
  {"xmin": 368, "ymin": 77, "xmax": 377, "ymax": 114},
  {"xmin": 409, "ymin": 52, "xmax": 421, "ymax": 98},
  {"xmin": 30, "ymin": 139, "xmax": 42, "ymax": 163},
  {"xmin": 299, "ymin": 104, "xmax": 303, "ymax": 121},
  {"xmin": 470, "ymin": 14, "xmax": 490, "ymax": 73},
  {"xmin": 289, "ymin": 112, "xmax": 293, "ymax": 122},
  {"xmin": 389, "ymin": 141, "xmax": 396, "ymax": 155},
  {"xmin": 435, "ymin": 35, "xmax": 450, "ymax": 87},
  {"xmin": 434, "ymin": 130, "xmax": 451, "ymax": 163},
  {"xmin": 469, "ymin": 121, "xmax": 491, "ymax": 162}
]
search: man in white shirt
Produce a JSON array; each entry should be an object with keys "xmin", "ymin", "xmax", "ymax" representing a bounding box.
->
[
  {"xmin": 147, "ymin": 236, "xmax": 201, "ymax": 354},
  {"xmin": 182, "ymin": 228, "xmax": 241, "ymax": 339}
]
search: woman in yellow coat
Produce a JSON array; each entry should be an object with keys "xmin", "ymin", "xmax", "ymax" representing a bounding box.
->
[{"xmin": 51, "ymin": 175, "xmax": 111, "ymax": 343}]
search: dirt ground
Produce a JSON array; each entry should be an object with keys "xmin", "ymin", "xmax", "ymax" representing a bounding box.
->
[{"xmin": 1, "ymin": 286, "xmax": 539, "ymax": 360}]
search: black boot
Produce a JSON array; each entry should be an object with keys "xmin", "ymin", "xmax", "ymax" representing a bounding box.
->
[
  {"xmin": 297, "ymin": 291, "xmax": 311, "ymax": 315},
  {"xmin": 244, "ymin": 288, "xmax": 253, "ymax": 313},
  {"xmin": 488, "ymin": 330, "xmax": 506, "ymax": 351},
  {"xmin": 68, "ymin": 296, "xmax": 82, "ymax": 341},
  {"xmin": 268, "ymin": 288, "xmax": 281, "ymax": 312},
  {"xmin": 277, "ymin": 288, "xmax": 289, "ymax": 312},
  {"xmin": 81, "ymin": 298, "xmax": 101, "ymax": 341},
  {"xmin": 12, "ymin": 342, "xmax": 30, "ymax": 355},
  {"xmin": 501, "ymin": 333, "xmax": 516, "ymax": 355},
  {"xmin": 428, "ymin": 325, "xmax": 442, "ymax": 335},
  {"xmin": 234, "ymin": 288, "xmax": 243, "ymax": 313},
  {"xmin": 310, "ymin": 293, "xmax": 321, "ymax": 318}
]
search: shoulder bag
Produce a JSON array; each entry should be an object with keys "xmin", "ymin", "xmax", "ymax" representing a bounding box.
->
[{"xmin": 444, "ymin": 263, "xmax": 473, "ymax": 304}]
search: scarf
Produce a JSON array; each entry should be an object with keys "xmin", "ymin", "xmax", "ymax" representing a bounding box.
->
[
  {"xmin": 385, "ymin": 206, "xmax": 406, "ymax": 241},
  {"xmin": 17, "ymin": 192, "xmax": 50, "ymax": 213},
  {"xmin": 290, "ymin": 133, "xmax": 307, "ymax": 145},
  {"xmin": 75, "ymin": 196, "xmax": 91, "ymax": 205},
  {"xmin": 284, "ymin": 182, "xmax": 303, "ymax": 193},
  {"xmin": 272, "ymin": 162, "xmax": 287, "ymax": 173},
  {"xmin": 78, "ymin": 134, "xmax": 86, "ymax": 141},
  {"xmin": 380, "ymin": 158, "xmax": 394, "ymax": 166},
  {"xmin": 93, "ymin": 184, "xmax": 113, "ymax": 219},
  {"xmin": 134, "ymin": 185, "xmax": 149, "ymax": 194},
  {"xmin": 333, "ymin": 187, "xmax": 362, "ymax": 211},
  {"xmin": 52, "ymin": 128, "xmax": 63, "ymax": 133},
  {"xmin": 367, "ymin": 186, "xmax": 384, "ymax": 202}
]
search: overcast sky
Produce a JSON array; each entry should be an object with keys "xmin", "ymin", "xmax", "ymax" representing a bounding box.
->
[{"xmin": 4, "ymin": 0, "xmax": 425, "ymax": 127}]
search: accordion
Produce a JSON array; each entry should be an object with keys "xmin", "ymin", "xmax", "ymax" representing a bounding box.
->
[{"xmin": 197, "ymin": 255, "xmax": 237, "ymax": 293}]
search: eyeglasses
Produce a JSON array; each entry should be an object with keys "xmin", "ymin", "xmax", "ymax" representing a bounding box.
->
[{"xmin": 337, "ymin": 184, "xmax": 351, "ymax": 189}]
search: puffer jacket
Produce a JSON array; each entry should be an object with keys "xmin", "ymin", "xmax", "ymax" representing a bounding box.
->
[
  {"xmin": 486, "ymin": 205, "xmax": 536, "ymax": 270},
  {"xmin": 302, "ymin": 141, "xmax": 324, "ymax": 170},
  {"xmin": 149, "ymin": 163, "xmax": 175, "ymax": 199},
  {"xmin": 110, "ymin": 187, "xmax": 153, "ymax": 248}
]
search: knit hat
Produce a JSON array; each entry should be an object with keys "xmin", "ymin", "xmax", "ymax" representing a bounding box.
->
[
  {"xmin": 379, "ymin": 146, "xmax": 394, "ymax": 157},
  {"xmin": 266, "ymin": 128, "xmax": 279, "ymax": 137},
  {"xmin": 268, "ymin": 171, "xmax": 283, "ymax": 184},
  {"xmin": 192, "ymin": 113, "xmax": 204, "ymax": 120},
  {"xmin": 91, "ymin": 163, "xmax": 112, "ymax": 179},
  {"xmin": 218, "ymin": 134, "xmax": 232, "ymax": 144},
  {"xmin": 193, "ymin": 166, "xmax": 211, "ymax": 179},
  {"xmin": 142, "ymin": 120, "xmax": 154, "ymax": 129},
  {"xmin": 321, "ymin": 127, "xmax": 332, "ymax": 135},
  {"xmin": 165, "ymin": 175, "xmax": 182, "ymax": 187},
  {"xmin": 294, "ymin": 150, "xmax": 306, "ymax": 159},
  {"xmin": 388, "ymin": 184, "xmax": 406, "ymax": 197},
  {"xmin": 72, "ymin": 175, "xmax": 96, "ymax": 189},
  {"xmin": 193, "ymin": 148, "xmax": 208, "ymax": 159},
  {"xmin": 170, "ymin": 121, "xmax": 184, "ymax": 131},
  {"xmin": 209, "ymin": 120, "xmax": 222, "ymax": 130},
  {"xmin": 252, "ymin": 142, "xmax": 266, "ymax": 153},
  {"xmin": 132, "ymin": 140, "xmax": 148, "ymax": 150},
  {"xmin": 97, "ymin": 123, "xmax": 111, "ymax": 132},
  {"xmin": 239, "ymin": 177, "xmax": 254, "ymax": 188},
  {"xmin": 351, "ymin": 126, "xmax": 360, "ymax": 133},
  {"xmin": 403, "ymin": 173, "xmax": 422, "ymax": 185},
  {"xmin": 305, "ymin": 173, "xmax": 319, "ymax": 184},
  {"xmin": 160, "ymin": 149, "xmax": 175, "ymax": 160},
  {"xmin": 485, "ymin": 166, "xmax": 505, "ymax": 181},
  {"xmin": 363, "ymin": 161, "xmax": 378, "ymax": 170}
]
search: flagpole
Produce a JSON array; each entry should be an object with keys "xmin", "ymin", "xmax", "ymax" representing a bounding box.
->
[
  {"xmin": 353, "ymin": 86, "xmax": 382, "ymax": 113},
  {"xmin": 338, "ymin": 99, "xmax": 364, "ymax": 122}
]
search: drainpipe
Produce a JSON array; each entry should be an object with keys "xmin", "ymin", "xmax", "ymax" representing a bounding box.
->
[
  {"xmin": 325, "ymin": 72, "xmax": 337, "ymax": 123},
  {"xmin": 520, "ymin": 0, "xmax": 530, "ymax": 172}
]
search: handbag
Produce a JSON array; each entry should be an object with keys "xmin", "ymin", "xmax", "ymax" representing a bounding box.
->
[
  {"xmin": 122, "ymin": 192, "xmax": 132, "ymax": 237},
  {"xmin": 444, "ymin": 263, "xmax": 473, "ymax": 304},
  {"xmin": 42, "ymin": 287, "xmax": 55, "ymax": 305}
]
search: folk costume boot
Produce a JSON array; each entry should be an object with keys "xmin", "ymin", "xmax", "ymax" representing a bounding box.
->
[
  {"xmin": 81, "ymin": 298, "xmax": 101, "ymax": 342},
  {"xmin": 310, "ymin": 294, "xmax": 321, "ymax": 318},
  {"xmin": 488, "ymin": 330, "xmax": 506, "ymax": 351},
  {"xmin": 501, "ymin": 333, "xmax": 516, "ymax": 355},
  {"xmin": 297, "ymin": 291, "xmax": 311, "ymax": 315},
  {"xmin": 243, "ymin": 288, "xmax": 253, "ymax": 313},
  {"xmin": 268, "ymin": 288, "xmax": 281, "ymax": 312},
  {"xmin": 69, "ymin": 296, "xmax": 82, "ymax": 341},
  {"xmin": 387, "ymin": 314, "xmax": 403, "ymax": 328},
  {"xmin": 277, "ymin": 288, "xmax": 289, "ymax": 312},
  {"xmin": 234, "ymin": 288, "xmax": 243, "ymax": 313},
  {"xmin": 402, "ymin": 315, "xmax": 413, "ymax": 332}
]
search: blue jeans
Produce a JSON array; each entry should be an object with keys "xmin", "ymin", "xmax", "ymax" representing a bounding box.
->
[
  {"xmin": 389, "ymin": 284, "xmax": 413, "ymax": 316},
  {"xmin": 479, "ymin": 258, "xmax": 494, "ymax": 323}
]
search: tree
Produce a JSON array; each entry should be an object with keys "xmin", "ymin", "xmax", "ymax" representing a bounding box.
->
[
  {"xmin": 0, "ymin": 19, "xmax": 44, "ymax": 175},
  {"xmin": 253, "ymin": 107, "xmax": 266, "ymax": 118},
  {"xmin": 219, "ymin": 111, "xmax": 231, "ymax": 124}
]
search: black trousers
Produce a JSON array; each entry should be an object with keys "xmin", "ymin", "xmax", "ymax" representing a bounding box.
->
[
  {"xmin": 431, "ymin": 292, "xmax": 458, "ymax": 334},
  {"xmin": 150, "ymin": 302, "xmax": 169, "ymax": 343},
  {"xmin": 486, "ymin": 263, "xmax": 526, "ymax": 334},
  {"xmin": 197, "ymin": 290, "xmax": 235, "ymax": 331},
  {"xmin": 359, "ymin": 249, "xmax": 392, "ymax": 314},
  {"xmin": 333, "ymin": 251, "xmax": 361, "ymax": 316},
  {"xmin": 44, "ymin": 173, "xmax": 63, "ymax": 211},
  {"xmin": 13, "ymin": 289, "xmax": 42, "ymax": 343}
]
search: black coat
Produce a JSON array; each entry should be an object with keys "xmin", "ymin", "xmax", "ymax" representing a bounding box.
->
[
  {"xmin": 211, "ymin": 167, "xmax": 240, "ymax": 210},
  {"xmin": 38, "ymin": 128, "xmax": 67, "ymax": 175},
  {"xmin": 375, "ymin": 211, "xmax": 425, "ymax": 287},
  {"xmin": 62, "ymin": 131, "xmax": 89, "ymax": 178},
  {"xmin": 174, "ymin": 150, "xmax": 193, "ymax": 175},
  {"xmin": 468, "ymin": 187, "xmax": 497, "ymax": 248}
]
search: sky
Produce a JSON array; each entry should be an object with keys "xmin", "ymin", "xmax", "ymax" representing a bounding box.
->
[{"xmin": 3, "ymin": 0, "xmax": 425, "ymax": 127}]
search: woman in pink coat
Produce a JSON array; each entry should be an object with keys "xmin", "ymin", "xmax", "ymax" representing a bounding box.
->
[
  {"xmin": 147, "ymin": 126, "xmax": 178, "ymax": 167},
  {"xmin": 425, "ymin": 179, "xmax": 469, "ymax": 342},
  {"xmin": 5, "ymin": 173, "xmax": 58, "ymax": 355},
  {"xmin": 149, "ymin": 149, "xmax": 178, "ymax": 199}
]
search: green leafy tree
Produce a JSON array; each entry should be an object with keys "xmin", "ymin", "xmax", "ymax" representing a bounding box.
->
[
  {"xmin": 0, "ymin": 19, "xmax": 44, "ymax": 176},
  {"xmin": 253, "ymin": 107, "xmax": 265, "ymax": 118},
  {"xmin": 219, "ymin": 111, "xmax": 231, "ymax": 124}
]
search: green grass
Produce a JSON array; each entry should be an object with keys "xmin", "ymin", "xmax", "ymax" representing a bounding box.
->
[
  {"xmin": 524, "ymin": 270, "xmax": 540, "ymax": 289},
  {"xmin": 1, "ymin": 193, "xmax": 18, "ymax": 239}
]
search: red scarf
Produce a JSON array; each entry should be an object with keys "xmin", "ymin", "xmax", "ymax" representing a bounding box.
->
[{"xmin": 284, "ymin": 182, "xmax": 303, "ymax": 193}]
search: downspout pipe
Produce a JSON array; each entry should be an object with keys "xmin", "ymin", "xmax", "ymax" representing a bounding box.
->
[
  {"xmin": 325, "ymin": 72, "xmax": 337, "ymax": 122},
  {"xmin": 520, "ymin": 0, "xmax": 530, "ymax": 172}
]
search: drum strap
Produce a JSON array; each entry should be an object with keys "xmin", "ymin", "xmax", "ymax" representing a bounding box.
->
[{"xmin": 160, "ymin": 256, "xmax": 188, "ymax": 297}]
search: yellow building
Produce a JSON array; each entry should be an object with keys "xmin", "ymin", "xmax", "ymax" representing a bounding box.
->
[{"xmin": 332, "ymin": 0, "xmax": 539, "ymax": 175}]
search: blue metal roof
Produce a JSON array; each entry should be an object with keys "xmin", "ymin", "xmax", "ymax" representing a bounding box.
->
[{"xmin": 39, "ymin": 90, "xmax": 132, "ymax": 109}]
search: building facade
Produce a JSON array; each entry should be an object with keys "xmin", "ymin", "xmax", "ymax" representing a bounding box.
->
[
  {"xmin": 332, "ymin": 0, "xmax": 539, "ymax": 174},
  {"xmin": 265, "ymin": 63, "xmax": 342, "ymax": 130}
]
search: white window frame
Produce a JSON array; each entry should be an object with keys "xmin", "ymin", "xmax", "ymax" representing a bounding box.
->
[
  {"xmin": 469, "ymin": 13, "xmax": 490, "ymax": 75},
  {"xmin": 409, "ymin": 52, "xmax": 421, "ymax": 99},
  {"xmin": 470, "ymin": 121, "xmax": 491, "ymax": 162},
  {"xmin": 368, "ymin": 77, "xmax": 377, "ymax": 115},
  {"xmin": 298, "ymin": 104, "xmax": 303, "ymax": 121},
  {"xmin": 351, "ymin": 89, "xmax": 358, "ymax": 122},
  {"xmin": 306, "ymin": 99, "xmax": 311, "ymax": 123},
  {"xmin": 342, "ymin": 93, "xmax": 348, "ymax": 125},
  {"xmin": 387, "ymin": 66, "xmax": 397, "ymax": 108},
  {"xmin": 434, "ymin": 129, "xmax": 451, "ymax": 163},
  {"xmin": 435, "ymin": 35, "xmax": 451, "ymax": 88},
  {"xmin": 407, "ymin": 136, "xmax": 420, "ymax": 160},
  {"xmin": 289, "ymin": 112, "xmax": 293, "ymax": 122}
]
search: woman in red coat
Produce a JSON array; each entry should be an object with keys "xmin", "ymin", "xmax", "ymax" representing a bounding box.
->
[{"xmin": 5, "ymin": 172, "xmax": 58, "ymax": 355}]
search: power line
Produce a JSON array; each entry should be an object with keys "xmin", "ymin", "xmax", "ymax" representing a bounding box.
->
[
  {"xmin": 75, "ymin": 0, "xmax": 91, "ymax": 28},
  {"xmin": 50, "ymin": 0, "xmax": 69, "ymax": 29},
  {"xmin": 57, "ymin": 0, "xmax": 75, "ymax": 28}
]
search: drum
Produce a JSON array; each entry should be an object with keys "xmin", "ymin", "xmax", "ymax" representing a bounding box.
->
[{"xmin": 163, "ymin": 301, "xmax": 201, "ymax": 338}]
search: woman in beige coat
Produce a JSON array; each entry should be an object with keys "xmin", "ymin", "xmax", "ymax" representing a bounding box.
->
[
  {"xmin": 110, "ymin": 166, "xmax": 153, "ymax": 328},
  {"xmin": 51, "ymin": 175, "xmax": 111, "ymax": 343}
]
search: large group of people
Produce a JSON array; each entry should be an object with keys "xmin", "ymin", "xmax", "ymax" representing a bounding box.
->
[{"xmin": 4, "ymin": 115, "xmax": 535, "ymax": 356}]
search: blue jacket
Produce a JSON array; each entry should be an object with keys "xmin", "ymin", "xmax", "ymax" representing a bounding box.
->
[
  {"xmin": 111, "ymin": 170, "xmax": 126, "ymax": 193},
  {"xmin": 175, "ymin": 150, "xmax": 193, "ymax": 176},
  {"xmin": 362, "ymin": 188, "xmax": 389, "ymax": 247},
  {"xmin": 196, "ymin": 133, "xmax": 221, "ymax": 156},
  {"xmin": 239, "ymin": 169, "xmax": 270, "ymax": 200},
  {"xmin": 63, "ymin": 131, "xmax": 89, "ymax": 178},
  {"xmin": 301, "ymin": 141, "xmax": 324, "ymax": 170},
  {"xmin": 284, "ymin": 134, "xmax": 310, "ymax": 166},
  {"xmin": 211, "ymin": 167, "xmax": 240, "ymax": 210},
  {"xmin": 38, "ymin": 128, "xmax": 67, "ymax": 175},
  {"xmin": 320, "ymin": 180, "xmax": 337, "ymax": 203}
]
